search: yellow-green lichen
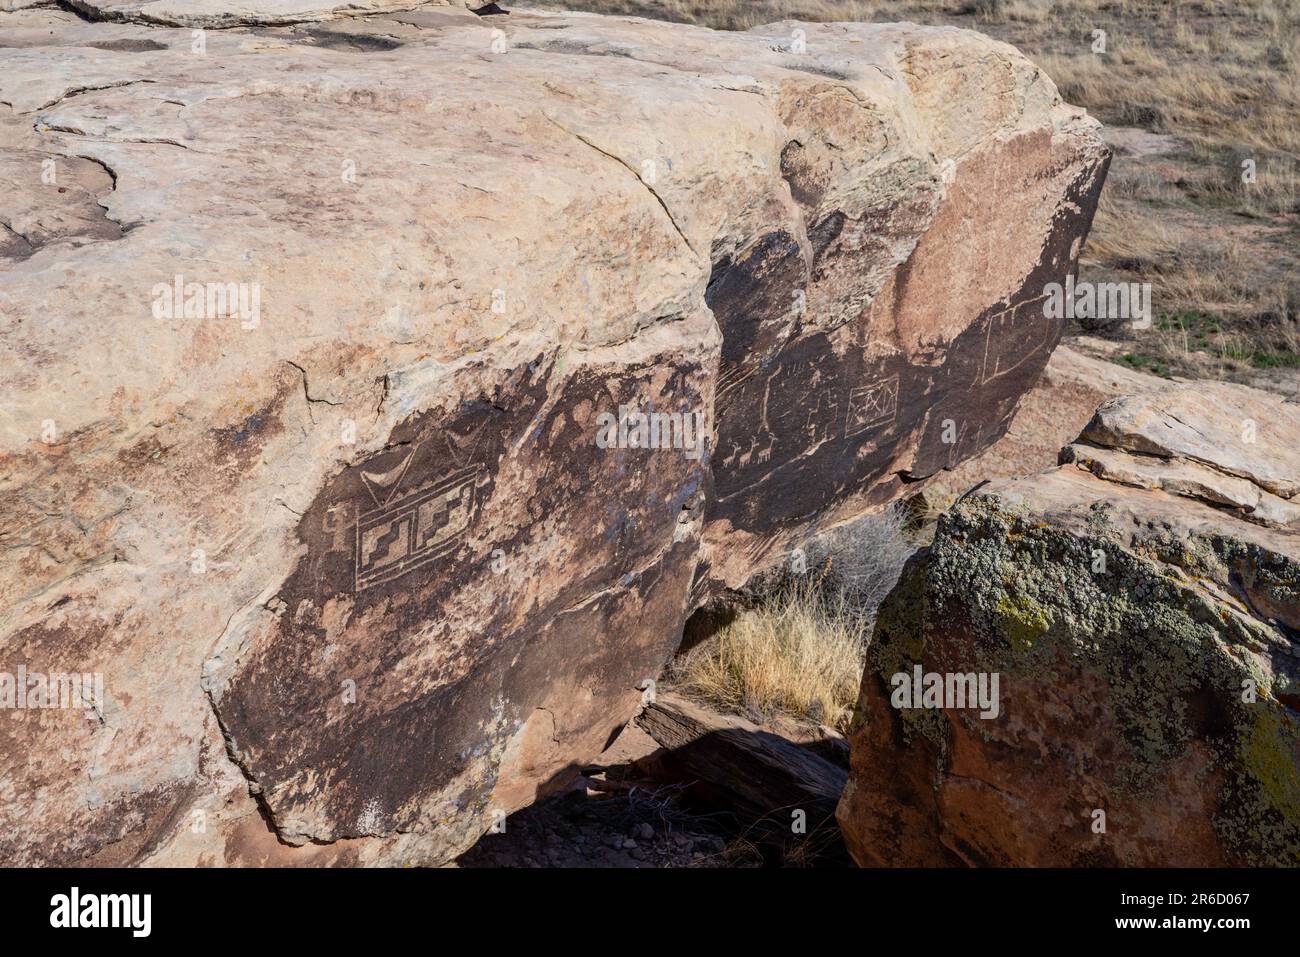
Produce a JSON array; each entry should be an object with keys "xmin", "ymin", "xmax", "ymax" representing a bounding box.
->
[
  {"xmin": 1240, "ymin": 708, "xmax": 1300, "ymax": 828},
  {"xmin": 995, "ymin": 592, "xmax": 1050, "ymax": 652}
]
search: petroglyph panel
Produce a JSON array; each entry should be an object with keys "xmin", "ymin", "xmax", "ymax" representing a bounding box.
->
[
  {"xmin": 705, "ymin": 138, "xmax": 1108, "ymax": 541},
  {"xmin": 211, "ymin": 354, "xmax": 711, "ymax": 846}
]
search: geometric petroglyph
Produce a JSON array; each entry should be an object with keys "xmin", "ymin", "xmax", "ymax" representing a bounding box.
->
[
  {"xmin": 978, "ymin": 295, "xmax": 1051, "ymax": 386},
  {"xmin": 355, "ymin": 458, "xmax": 483, "ymax": 593},
  {"xmin": 846, "ymin": 373, "xmax": 899, "ymax": 438}
]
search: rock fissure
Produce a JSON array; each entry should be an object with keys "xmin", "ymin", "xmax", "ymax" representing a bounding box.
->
[{"xmin": 541, "ymin": 112, "xmax": 699, "ymax": 259}]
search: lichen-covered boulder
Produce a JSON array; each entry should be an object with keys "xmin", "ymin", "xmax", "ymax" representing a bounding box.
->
[
  {"xmin": 1, "ymin": 4, "xmax": 1106, "ymax": 866},
  {"xmin": 838, "ymin": 384, "xmax": 1300, "ymax": 866}
]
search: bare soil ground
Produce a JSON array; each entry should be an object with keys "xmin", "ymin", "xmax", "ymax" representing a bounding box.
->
[
  {"xmin": 457, "ymin": 719, "xmax": 819, "ymax": 867},
  {"xmin": 457, "ymin": 704, "xmax": 852, "ymax": 867},
  {"xmin": 456, "ymin": 777, "xmax": 741, "ymax": 867}
]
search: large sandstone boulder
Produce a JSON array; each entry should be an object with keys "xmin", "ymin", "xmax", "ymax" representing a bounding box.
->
[
  {"xmin": 839, "ymin": 382, "xmax": 1300, "ymax": 866},
  {"xmin": 0, "ymin": 3, "xmax": 1106, "ymax": 865}
]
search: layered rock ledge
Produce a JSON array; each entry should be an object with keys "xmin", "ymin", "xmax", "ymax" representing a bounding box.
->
[
  {"xmin": 839, "ymin": 383, "xmax": 1300, "ymax": 866},
  {"xmin": 0, "ymin": 3, "xmax": 1106, "ymax": 865}
]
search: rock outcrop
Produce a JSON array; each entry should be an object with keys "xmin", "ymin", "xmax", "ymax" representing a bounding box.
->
[
  {"xmin": 0, "ymin": 3, "xmax": 1106, "ymax": 865},
  {"xmin": 66, "ymin": 0, "xmax": 475, "ymax": 28},
  {"xmin": 928, "ymin": 341, "xmax": 1172, "ymax": 498},
  {"xmin": 636, "ymin": 691, "xmax": 848, "ymax": 857},
  {"xmin": 839, "ymin": 382, "xmax": 1300, "ymax": 866}
]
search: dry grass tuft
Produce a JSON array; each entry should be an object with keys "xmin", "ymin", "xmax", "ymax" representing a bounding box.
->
[
  {"xmin": 672, "ymin": 507, "xmax": 914, "ymax": 731},
  {"xmin": 673, "ymin": 578, "xmax": 869, "ymax": 731}
]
